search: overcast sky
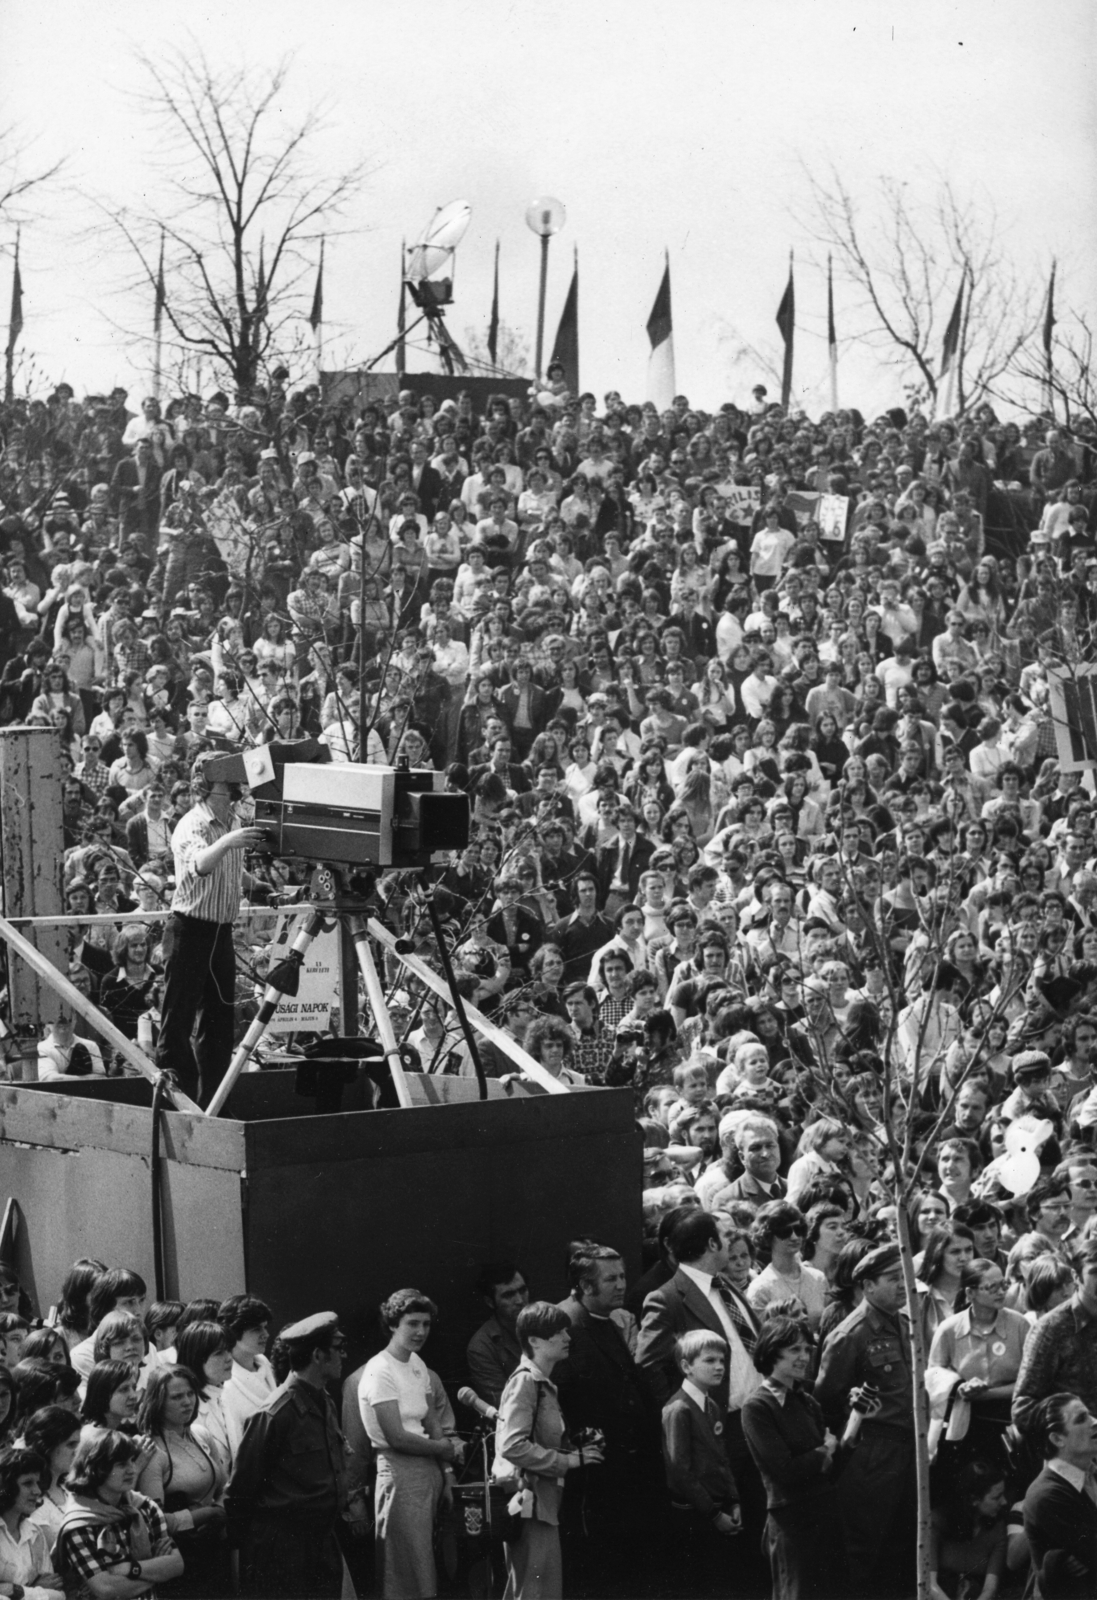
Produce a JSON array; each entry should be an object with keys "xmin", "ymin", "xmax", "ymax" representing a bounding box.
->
[{"xmin": 2, "ymin": 0, "xmax": 1094, "ymax": 416}]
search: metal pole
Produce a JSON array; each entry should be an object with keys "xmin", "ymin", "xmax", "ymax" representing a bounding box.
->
[
  {"xmin": 422, "ymin": 887, "xmax": 488, "ymax": 1100},
  {"xmin": 534, "ymin": 231, "xmax": 550, "ymax": 380},
  {"xmin": 349, "ymin": 920, "xmax": 414, "ymax": 1108}
]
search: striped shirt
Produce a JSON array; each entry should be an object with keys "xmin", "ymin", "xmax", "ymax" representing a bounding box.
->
[{"xmin": 169, "ymin": 802, "xmax": 241, "ymax": 923}]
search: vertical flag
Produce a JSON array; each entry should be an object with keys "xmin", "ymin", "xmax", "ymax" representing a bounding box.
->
[
  {"xmin": 256, "ymin": 236, "xmax": 267, "ymax": 328},
  {"xmin": 646, "ymin": 253, "xmax": 675, "ymax": 411},
  {"xmin": 550, "ymin": 247, "xmax": 579, "ymax": 393},
  {"xmin": 827, "ymin": 254, "xmax": 838, "ymax": 414},
  {"xmin": 776, "ymin": 252, "xmax": 795, "ymax": 410},
  {"xmin": 309, "ymin": 238, "xmax": 324, "ymax": 384},
  {"xmin": 1043, "ymin": 259, "xmax": 1057, "ymax": 414},
  {"xmin": 152, "ymin": 227, "xmax": 165, "ymax": 402},
  {"xmin": 936, "ymin": 271, "xmax": 966, "ymax": 420},
  {"xmin": 396, "ymin": 241, "xmax": 407, "ymax": 375},
  {"xmin": 4, "ymin": 230, "xmax": 23, "ymax": 405},
  {"xmin": 487, "ymin": 239, "xmax": 500, "ymax": 368}
]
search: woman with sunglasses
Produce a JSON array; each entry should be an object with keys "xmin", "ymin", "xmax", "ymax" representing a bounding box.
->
[{"xmin": 746, "ymin": 1201, "xmax": 829, "ymax": 1332}]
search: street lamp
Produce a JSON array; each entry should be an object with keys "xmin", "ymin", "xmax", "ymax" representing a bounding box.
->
[{"xmin": 525, "ymin": 196, "xmax": 566, "ymax": 381}]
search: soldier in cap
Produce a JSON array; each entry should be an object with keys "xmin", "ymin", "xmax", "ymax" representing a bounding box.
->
[
  {"xmin": 226, "ymin": 1310, "xmax": 362, "ymax": 1598},
  {"xmin": 814, "ymin": 1244, "xmax": 920, "ymax": 1599},
  {"xmin": 155, "ymin": 750, "xmax": 267, "ymax": 1105}
]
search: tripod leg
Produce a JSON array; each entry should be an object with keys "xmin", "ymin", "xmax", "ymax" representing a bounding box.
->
[
  {"xmin": 347, "ymin": 917, "xmax": 414, "ymax": 1108},
  {"xmin": 204, "ymin": 911, "xmax": 325, "ymax": 1117}
]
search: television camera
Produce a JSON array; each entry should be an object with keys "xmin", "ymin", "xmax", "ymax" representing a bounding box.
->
[
  {"xmin": 196, "ymin": 741, "xmax": 476, "ymax": 1118},
  {"xmin": 196, "ymin": 738, "xmax": 470, "ymax": 873}
]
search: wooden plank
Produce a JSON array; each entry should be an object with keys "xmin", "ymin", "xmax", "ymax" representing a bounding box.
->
[
  {"xmin": 0, "ymin": 914, "xmax": 201, "ymax": 1114},
  {"xmin": 244, "ymin": 1083, "xmax": 635, "ymax": 1171},
  {"xmin": 0, "ymin": 1142, "xmax": 247, "ymax": 1311},
  {"xmin": 0, "ymin": 729, "xmax": 67, "ymax": 1029},
  {"xmin": 0, "ymin": 1086, "xmax": 246, "ymax": 1171},
  {"xmin": 366, "ymin": 918, "xmax": 570, "ymax": 1095}
]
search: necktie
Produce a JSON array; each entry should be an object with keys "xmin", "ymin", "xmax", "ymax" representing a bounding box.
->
[
  {"xmin": 619, "ymin": 841, "xmax": 631, "ymax": 887},
  {"xmin": 715, "ymin": 1277, "xmax": 759, "ymax": 1358}
]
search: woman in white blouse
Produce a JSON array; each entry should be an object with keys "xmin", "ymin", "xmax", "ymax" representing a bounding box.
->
[{"xmin": 358, "ymin": 1288, "xmax": 458, "ymax": 1600}]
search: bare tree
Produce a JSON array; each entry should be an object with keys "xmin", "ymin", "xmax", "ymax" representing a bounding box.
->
[
  {"xmin": 803, "ymin": 165, "xmax": 1041, "ymax": 412},
  {"xmin": 0, "ymin": 126, "xmax": 64, "ymax": 227},
  {"xmin": 463, "ymin": 320, "xmax": 532, "ymax": 379},
  {"xmin": 107, "ymin": 46, "xmax": 368, "ymax": 394},
  {"xmin": 1002, "ymin": 308, "xmax": 1097, "ymax": 432}
]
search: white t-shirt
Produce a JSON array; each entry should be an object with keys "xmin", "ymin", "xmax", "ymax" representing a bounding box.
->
[{"xmin": 359, "ymin": 1350, "xmax": 432, "ymax": 1450}]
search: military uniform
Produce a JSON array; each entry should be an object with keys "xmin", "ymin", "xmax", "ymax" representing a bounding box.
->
[
  {"xmin": 226, "ymin": 1313, "xmax": 348, "ymax": 1600},
  {"xmin": 814, "ymin": 1298, "xmax": 918, "ymax": 1600}
]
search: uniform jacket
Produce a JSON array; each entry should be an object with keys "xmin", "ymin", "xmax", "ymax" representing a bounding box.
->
[
  {"xmin": 226, "ymin": 1371, "xmax": 346, "ymax": 1533},
  {"xmin": 814, "ymin": 1298, "xmax": 916, "ymax": 1434}
]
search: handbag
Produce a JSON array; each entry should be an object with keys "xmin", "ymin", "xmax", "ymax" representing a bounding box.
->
[{"xmin": 497, "ymin": 1382, "xmax": 542, "ymax": 1545}]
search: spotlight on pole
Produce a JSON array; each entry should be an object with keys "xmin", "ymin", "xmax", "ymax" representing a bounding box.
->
[{"xmin": 525, "ymin": 196, "xmax": 566, "ymax": 380}]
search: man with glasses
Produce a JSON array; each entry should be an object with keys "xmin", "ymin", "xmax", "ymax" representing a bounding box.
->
[{"xmin": 1057, "ymin": 1157, "xmax": 1097, "ymax": 1240}]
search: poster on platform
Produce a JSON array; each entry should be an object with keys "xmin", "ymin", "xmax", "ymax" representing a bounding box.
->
[{"xmin": 266, "ymin": 916, "xmax": 342, "ymax": 1034}]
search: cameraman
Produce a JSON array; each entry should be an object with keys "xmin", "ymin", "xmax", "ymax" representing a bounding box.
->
[{"xmin": 156, "ymin": 751, "xmax": 267, "ymax": 1105}]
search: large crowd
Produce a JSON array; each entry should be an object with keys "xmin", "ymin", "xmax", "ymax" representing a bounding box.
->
[{"xmin": 0, "ymin": 368, "xmax": 1097, "ymax": 1598}]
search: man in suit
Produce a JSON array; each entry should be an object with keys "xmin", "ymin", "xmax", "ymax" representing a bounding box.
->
[
  {"xmin": 124, "ymin": 779, "xmax": 172, "ymax": 870},
  {"xmin": 110, "ymin": 436, "xmax": 162, "ymax": 550},
  {"xmin": 555, "ymin": 1246, "xmax": 663, "ymax": 1597},
  {"xmin": 636, "ymin": 1210, "xmax": 766, "ymax": 1582},
  {"xmin": 483, "ymin": 873, "xmax": 544, "ymax": 975},
  {"xmin": 695, "ymin": 1114, "xmax": 787, "ymax": 1211},
  {"xmin": 515, "ymin": 765, "xmax": 576, "ymax": 829},
  {"xmin": 594, "ymin": 805, "xmax": 654, "ymax": 916},
  {"xmin": 497, "ymin": 659, "xmax": 547, "ymax": 761},
  {"xmin": 407, "ymin": 439, "xmax": 444, "ymax": 521},
  {"xmin": 550, "ymin": 874, "xmax": 614, "ymax": 985},
  {"xmin": 468, "ymin": 735, "xmax": 531, "ymax": 797}
]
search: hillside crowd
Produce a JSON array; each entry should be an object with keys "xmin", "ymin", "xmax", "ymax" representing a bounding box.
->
[{"xmin": 0, "ymin": 370, "xmax": 1096, "ymax": 1597}]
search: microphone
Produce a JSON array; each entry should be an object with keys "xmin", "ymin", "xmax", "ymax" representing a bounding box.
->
[{"xmin": 457, "ymin": 1386, "xmax": 498, "ymax": 1422}]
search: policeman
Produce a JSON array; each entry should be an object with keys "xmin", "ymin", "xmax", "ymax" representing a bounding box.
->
[
  {"xmin": 226, "ymin": 1310, "xmax": 365, "ymax": 1599},
  {"xmin": 813, "ymin": 1244, "xmax": 918, "ymax": 1600}
]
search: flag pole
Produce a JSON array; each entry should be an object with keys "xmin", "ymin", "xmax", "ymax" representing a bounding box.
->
[
  {"xmin": 1044, "ymin": 259, "xmax": 1057, "ymax": 421},
  {"xmin": 487, "ymin": 239, "xmax": 500, "ymax": 372},
  {"xmin": 152, "ymin": 227, "xmax": 165, "ymax": 404},
  {"xmin": 4, "ymin": 228, "xmax": 22, "ymax": 406},
  {"xmin": 827, "ymin": 254, "xmax": 838, "ymax": 414},
  {"xmin": 396, "ymin": 241, "xmax": 406, "ymax": 376}
]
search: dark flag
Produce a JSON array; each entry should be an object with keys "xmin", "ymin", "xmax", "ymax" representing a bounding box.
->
[
  {"xmin": 937, "ymin": 271, "xmax": 966, "ymax": 417},
  {"xmin": 646, "ymin": 254, "xmax": 674, "ymax": 409},
  {"xmin": 827, "ymin": 254, "xmax": 837, "ymax": 412},
  {"xmin": 1043, "ymin": 259, "xmax": 1056, "ymax": 358},
  {"xmin": 550, "ymin": 248, "xmax": 579, "ymax": 392},
  {"xmin": 152, "ymin": 227, "xmax": 166, "ymax": 401},
  {"xmin": 487, "ymin": 239, "xmax": 500, "ymax": 367},
  {"xmin": 776, "ymin": 253, "xmax": 794, "ymax": 409},
  {"xmin": 309, "ymin": 238, "xmax": 324, "ymax": 333},
  {"xmin": 4, "ymin": 231, "xmax": 24, "ymax": 404}
]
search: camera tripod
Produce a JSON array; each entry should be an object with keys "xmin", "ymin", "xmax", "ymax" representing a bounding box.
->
[{"xmin": 203, "ymin": 864, "xmax": 490, "ymax": 1117}]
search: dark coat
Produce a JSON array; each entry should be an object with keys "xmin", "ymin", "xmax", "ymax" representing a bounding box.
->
[
  {"xmin": 1023, "ymin": 1464, "xmax": 1097, "ymax": 1599},
  {"xmin": 593, "ymin": 834, "xmax": 654, "ymax": 904},
  {"xmin": 484, "ymin": 905, "xmax": 544, "ymax": 971},
  {"xmin": 661, "ymin": 1386, "xmax": 739, "ymax": 1520}
]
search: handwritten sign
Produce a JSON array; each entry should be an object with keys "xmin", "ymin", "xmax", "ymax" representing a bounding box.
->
[
  {"xmin": 720, "ymin": 485, "xmax": 761, "ymax": 523},
  {"xmin": 817, "ymin": 494, "xmax": 850, "ymax": 542}
]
